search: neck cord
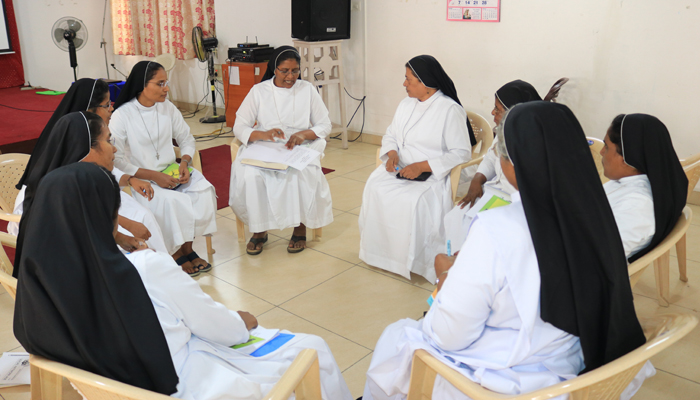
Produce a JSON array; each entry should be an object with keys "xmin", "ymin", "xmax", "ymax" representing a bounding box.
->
[
  {"xmin": 271, "ymin": 81, "xmax": 296, "ymax": 134},
  {"xmin": 136, "ymin": 103, "xmax": 161, "ymax": 160},
  {"xmin": 401, "ymin": 95, "xmax": 438, "ymax": 148}
]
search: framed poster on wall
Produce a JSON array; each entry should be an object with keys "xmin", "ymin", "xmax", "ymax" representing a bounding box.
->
[
  {"xmin": 0, "ymin": 0, "xmax": 13, "ymax": 53},
  {"xmin": 447, "ymin": 0, "xmax": 500, "ymax": 22}
]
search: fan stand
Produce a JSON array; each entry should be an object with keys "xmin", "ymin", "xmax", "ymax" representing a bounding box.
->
[
  {"xmin": 200, "ymin": 51, "xmax": 225, "ymax": 124},
  {"xmin": 68, "ymin": 40, "xmax": 78, "ymax": 81}
]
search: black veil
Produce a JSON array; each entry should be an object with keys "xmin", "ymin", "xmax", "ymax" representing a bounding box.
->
[
  {"xmin": 407, "ymin": 55, "xmax": 476, "ymax": 146},
  {"xmin": 503, "ymin": 101, "xmax": 646, "ymax": 373},
  {"xmin": 14, "ymin": 162, "xmax": 179, "ymax": 394}
]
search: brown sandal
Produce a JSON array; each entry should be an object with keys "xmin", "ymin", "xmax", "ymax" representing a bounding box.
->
[
  {"xmin": 246, "ymin": 234, "xmax": 268, "ymax": 255},
  {"xmin": 287, "ymin": 235, "xmax": 306, "ymax": 254}
]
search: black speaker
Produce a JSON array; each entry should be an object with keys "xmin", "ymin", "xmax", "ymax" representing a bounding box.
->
[{"xmin": 292, "ymin": 0, "xmax": 351, "ymax": 41}]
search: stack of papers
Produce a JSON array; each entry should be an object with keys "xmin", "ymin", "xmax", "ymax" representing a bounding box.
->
[
  {"xmin": 0, "ymin": 353, "xmax": 30, "ymax": 387},
  {"xmin": 239, "ymin": 142, "xmax": 320, "ymax": 171}
]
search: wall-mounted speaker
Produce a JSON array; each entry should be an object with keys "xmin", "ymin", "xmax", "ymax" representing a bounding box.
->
[{"xmin": 292, "ymin": 0, "xmax": 351, "ymax": 41}]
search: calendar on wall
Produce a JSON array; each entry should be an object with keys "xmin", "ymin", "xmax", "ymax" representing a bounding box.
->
[{"xmin": 447, "ymin": 0, "xmax": 500, "ymax": 22}]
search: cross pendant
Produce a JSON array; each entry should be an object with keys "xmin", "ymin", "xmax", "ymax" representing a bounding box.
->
[{"xmin": 156, "ymin": 153, "xmax": 160, "ymax": 160}]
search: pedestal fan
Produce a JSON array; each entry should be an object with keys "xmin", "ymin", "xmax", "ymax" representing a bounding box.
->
[
  {"xmin": 52, "ymin": 17, "xmax": 88, "ymax": 82},
  {"xmin": 192, "ymin": 26, "xmax": 225, "ymax": 123}
]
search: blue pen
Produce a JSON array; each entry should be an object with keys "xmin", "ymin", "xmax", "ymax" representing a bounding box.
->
[{"xmin": 447, "ymin": 240, "xmax": 452, "ymax": 257}]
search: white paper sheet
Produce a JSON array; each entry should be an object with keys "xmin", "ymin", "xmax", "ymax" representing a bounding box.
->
[
  {"xmin": 445, "ymin": 186, "xmax": 511, "ymax": 252},
  {"xmin": 231, "ymin": 327, "xmax": 280, "ymax": 355},
  {"xmin": 0, "ymin": 353, "xmax": 30, "ymax": 386},
  {"xmin": 229, "ymin": 66, "xmax": 240, "ymax": 85},
  {"xmin": 240, "ymin": 141, "xmax": 321, "ymax": 171}
]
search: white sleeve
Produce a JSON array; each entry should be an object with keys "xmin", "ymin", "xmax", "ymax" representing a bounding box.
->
[
  {"xmin": 138, "ymin": 251, "xmax": 250, "ymax": 346},
  {"xmin": 112, "ymin": 167, "xmax": 126, "ymax": 186},
  {"xmin": 169, "ymin": 102, "xmax": 196, "ymax": 159},
  {"xmin": 233, "ymin": 86, "xmax": 259, "ymax": 145},
  {"xmin": 422, "ymin": 218, "xmax": 503, "ymax": 351},
  {"xmin": 110, "ymin": 108, "xmax": 139, "ymax": 176},
  {"xmin": 379, "ymin": 103, "xmax": 403, "ymax": 162},
  {"xmin": 610, "ymin": 194, "xmax": 656, "ymax": 258},
  {"xmin": 426, "ymin": 105, "xmax": 472, "ymax": 180},
  {"xmin": 476, "ymin": 144, "xmax": 499, "ymax": 181},
  {"xmin": 308, "ymin": 85, "xmax": 332, "ymax": 139}
]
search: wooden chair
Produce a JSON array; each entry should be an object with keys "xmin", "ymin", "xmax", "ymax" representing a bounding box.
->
[
  {"xmin": 586, "ymin": 137, "xmax": 609, "ymax": 184},
  {"xmin": 675, "ymin": 154, "xmax": 700, "ymax": 286},
  {"xmin": 407, "ymin": 313, "xmax": 698, "ymax": 400},
  {"xmin": 628, "ymin": 206, "xmax": 693, "ymax": 307},
  {"xmin": 29, "ymin": 348, "xmax": 323, "ymax": 400},
  {"xmin": 0, "ymin": 153, "xmax": 29, "ymax": 224},
  {"xmin": 229, "ymin": 140, "xmax": 322, "ymax": 243},
  {"xmin": 374, "ymin": 111, "xmax": 494, "ymax": 204},
  {"xmin": 172, "ymin": 147, "xmax": 216, "ymax": 263}
]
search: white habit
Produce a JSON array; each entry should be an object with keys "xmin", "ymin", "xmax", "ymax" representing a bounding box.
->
[
  {"xmin": 443, "ymin": 138, "xmax": 517, "ymax": 252},
  {"xmin": 229, "ymin": 79, "xmax": 333, "ymax": 233},
  {"xmin": 364, "ymin": 193, "xmax": 653, "ymax": 400},
  {"xmin": 359, "ymin": 91, "xmax": 471, "ymax": 282},
  {"xmin": 9, "ymin": 178, "xmax": 168, "ymax": 254},
  {"xmin": 126, "ymin": 250, "xmax": 352, "ymax": 400},
  {"xmin": 111, "ymin": 98, "xmax": 217, "ymax": 254},
  {"xmin": 604, "ymin": 174, "xmax": 655, "ymax": 259}
]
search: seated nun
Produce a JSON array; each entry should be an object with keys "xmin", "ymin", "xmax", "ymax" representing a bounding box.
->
[
  {"xmin": 110, "ymin": 61, "xmax": 218, "ymax": 277},
  {"xmin": 11, "ymin": 111, "xmax": 152, "ymax": 278},
  {"xmin": 362, "ymin": 102, "xmax": 650, "ymax": 400},
  {"xmin": 445, "ymin": 79, "xmax": 562, "ymax": 250},
  {"xmin": 10, "ymin": 78, "xmax": 166, "ymax": 254},
  {"xmin": 13, "ymin": 162, "xmax": 353, "ymax": 400},
  {"xmin": 229, "ymin": 46, "xmax": 333, "ymax": 255},
  {"xmin": 359, "ymin": 55, "xmax": 474, "ymax": 283},
  {"xmin": 600, "ymin": 113, "xmax": 687, "ymax": 260}
]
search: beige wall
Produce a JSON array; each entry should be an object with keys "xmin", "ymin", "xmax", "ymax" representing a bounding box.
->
[{"xmin": 15, "ymin": 0, "xmax": 700, "ymax": 162}]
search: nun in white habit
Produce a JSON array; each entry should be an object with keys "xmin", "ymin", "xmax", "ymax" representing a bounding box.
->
[
  {"xmin": 110, "ymin": 61, "xmax": 217, "ymax": 276},
  {"xmin": 229, "ymin": 46, "xmax": 333, "ymax": 255},
  {"xmin": 363, "ymin": 102, "xmax": 650, "ymax": 400},
  {"xmin": 359, "ymin": 55, "xmax": 473, "ymax": 282},
  {"xmin": 599, "ymin": 113, "xmax": 687, "ymax": 262}
]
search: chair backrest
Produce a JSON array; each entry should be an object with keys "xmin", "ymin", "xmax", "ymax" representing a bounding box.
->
[
  {"xmin": 586, "ymin": 137, "xmax": 609, "ymax": 184},
  {"xmin": 0, "ymin": 153, "xmax": 30, "ymax": 213},
  {"xmin": 466, "ymin": 111, "xmax": 493, "ymax": 160},
  {"xmin": 30, "ymin": 348, "xmax": 322, "ymax": 400},
  {"xmin": 682, "ymin": 158, "xmax": 700, "ymax": 202},
  {"xmin": 629, "ymin": 206, "xmax": 693, "ymax": 284},
  {"xmin": 407, "ymin": 313, "xmax": 698, "ymax": 400},
  {"xmin": 0, "ymin": 266, "xmax": 17, "ymax": 300}
]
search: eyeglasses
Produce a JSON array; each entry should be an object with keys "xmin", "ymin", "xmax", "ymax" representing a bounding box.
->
[
  {"xmin": 107, "ymin": 137, "xmax": 115, "ymax": 146},
  {"xmin": 148, "ymin": 80, "xmax": 170, "ymax": 88},
  {"xmin": 276, "ymin": 68, "xmax": 300, "ymax": 76},
  {"xmin": 95, "ymin": 102, "xmax": 113, "ymax": 110}
]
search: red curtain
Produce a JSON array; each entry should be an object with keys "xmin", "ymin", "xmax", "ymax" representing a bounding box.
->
[{"xmin": 0, "ymin": 0, "xmax": 24, "ymax": 88}]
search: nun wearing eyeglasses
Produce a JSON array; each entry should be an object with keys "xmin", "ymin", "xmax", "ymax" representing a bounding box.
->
[
  {"xmin": 110, "ymin": 61, "xmax": 217, "ymax": 277},
  {"xmin": 229, "ymin": 46, "xmax": 333, "ymax": 256},
  {"xmin": 358, "ymin": 55, "xmax": 474, "ymax": 283}
]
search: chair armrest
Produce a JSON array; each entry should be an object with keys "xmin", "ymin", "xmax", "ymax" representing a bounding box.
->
[
  {"xmin": 449, "ymin": 157, "xmax": 485, "ymax": 203},
  {"xmin": 0, "ymin": 211, "xmax": 20, "ymax": 224},
  {"xmin": 263, "ymin": 349, "xmax": 322, "ymax": 400},
  {"xmin": 0, "ymin": 232, "xmax": 17, "ymax": 248}
]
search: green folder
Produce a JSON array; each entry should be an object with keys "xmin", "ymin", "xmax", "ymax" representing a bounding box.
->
[
  {"xmin": 479, "ymin": 196, "xmax": 511, "ymax": 212},
  {"xmin": 161, "ymin": 162, "xmax": 193, "ymax": 179}
]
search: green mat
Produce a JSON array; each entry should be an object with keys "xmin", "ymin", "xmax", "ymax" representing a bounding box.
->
[{"xmin": 36, "ymin": 90, "xmax": 66, "ymax": 95}]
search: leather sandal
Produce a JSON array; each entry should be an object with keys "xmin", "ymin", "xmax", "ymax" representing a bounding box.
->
[
  {"xmin": 186, "ymin": 251, "xmax": 212, "ymax": 273},
  {"xmin": 176, "ymin": 255, "xmax": 200, "ymax": 277},
  {"xmin": 246, "ymin": 234, "xmax": 268, "ymax": 255},
  {"xmin": 287, "ymin": 235, "xmax": 306, "ymax": 254}
]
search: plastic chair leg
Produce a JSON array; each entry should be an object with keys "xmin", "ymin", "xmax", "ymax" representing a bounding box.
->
[
  {"xmin": 235, "ymin": 215, "xmax": 246, "ymax": 243},
  {"xmin": 654, "ymin": 252, "xmax": 671, "ymax": 307},
  {"xmin": 677, "ymin": 233, "xmax": 688, "ymax": 283},
  {"xmin": 205, "ymin": 235, "xmax": 215, "ymax": 264}
]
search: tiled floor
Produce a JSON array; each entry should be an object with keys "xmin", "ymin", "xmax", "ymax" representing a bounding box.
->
[{"xmin": 1, "ymin": 118, "xmax": 699, "ymax": 399}]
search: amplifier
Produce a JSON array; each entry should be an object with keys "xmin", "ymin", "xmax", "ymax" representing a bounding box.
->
[{"xmin": 228, "ymin": 46, "xmax": 274, "ymax": 62}]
